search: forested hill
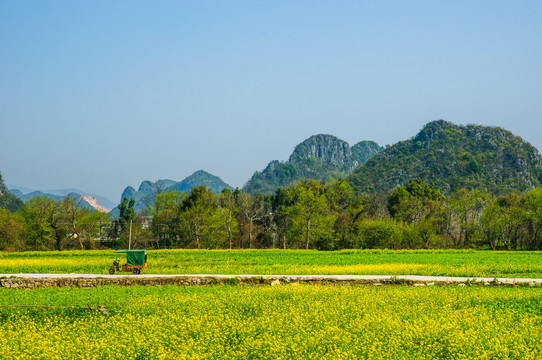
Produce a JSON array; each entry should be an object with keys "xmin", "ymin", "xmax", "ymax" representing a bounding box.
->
[
  {"xmin": 114, "ymin": 170, "xmax": 233, "ymax": 216},
  {"xmin": 0, "ymin": 171, "xmax": 23, "ymax": 212},
  {"xmin": 168, "ymin": 170, "xmax": 233, "ymax": 194},
  {"xmin": 352, "ymin": 141, "xmax": 385, "ymax": 164},
  {"xmin": 243, "ymin": 134, "xmax": 383, "ymax": 195},
  {"xmin": 347, "ymin": 120, "xmax": 542, "ymax": 195},
  {"xmin": 289, "ymin": 134, "xmax": 360, "ymax": 172}
]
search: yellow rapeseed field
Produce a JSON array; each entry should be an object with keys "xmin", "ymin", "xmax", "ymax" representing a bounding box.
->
[
  {"xmin": 2, "ymin": 249, "xmax": 542, "ymax": 278},
  {"xmin": 1, "ymin": 284, "xmax": 542, "ymax": 359}
]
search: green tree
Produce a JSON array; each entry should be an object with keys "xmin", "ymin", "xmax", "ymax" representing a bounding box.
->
[
  {"xmin": 449, "ymin": 189, "xmax": 491, "ymax": 247},
  {"xmin": 59, "ymin": 197, "xmax": 108, "ymax": 250},
  {"xmin": 388, "ymin": 178, "xmax": 444, "ymax": 223},
  {"xmin": 271, "ymin": 188, "xmax": 293, "ymax": 249},
  {"xmin": 20, "ymin": 197, "xmax": 58, "ymax": 250},
  {"xmin": 284, "ymin": 180, "xmax": 336, "ymax": 249},
  {"xmin": 151, "ymin": 191, "xmax": 184, "ymax": 248},
  {"xmin": 480, "ymin": 194, "xmax": 523, "ymax": 250},
  {"xmin": 326, "ymin": 179, "xmax": 354, "ymax": 213},
  {"xmin": 259, "ymin": 194, "xmax": 278, "ymax": 248},
  {"xmin": 118, "ymin": 197, "xmax": 136, "ymax": 231},
  {"xmin": 0, "ymin": 208, "xmax": 24, "ymax": 251},
  {"xmin": 179, "ymin": 186, "xmax": 223, "ymax": 249},
  {"xmin": 237, "ymin": 192, "xmax": 265, "ymax": 248},
  {"xmin": 124, "ymin": 214, "xmax": 153, "ymax": 249},
  {"xmin": 324, "ymin": 179, "xmax": 366, "ymax": 249},
  {"xmin": 19, "ymin": 196, "xmax": 108, "ymax": 250},
  {"xmin": 0, "ymin": 171, "xmax": 6, "ymax": 196},
  {"xmin": 0, "ymin": 171, "xmax": 23, "ymax": 213},
  {"xmin": 358, "ymin": 218, "xmax": 403, "ymax": 249},
  {"xmin": 387, "ymin": 179, "xmax": 447, "ymax": 248},
  {"xmin": 218, "ymin": 188, "xmax": 239, "ymax": 249},
  {"xmin": 519, "ymin": 188, "xmax": 542, "ymax": 249},
  {"xmin": 479, "ymin": 201, "xmax": 503, "ymax": 250},
  {"xmin": 117, "ymin": 197, "xmax": 136, "ymax": 245}
]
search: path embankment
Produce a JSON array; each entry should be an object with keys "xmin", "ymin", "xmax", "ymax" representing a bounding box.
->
[{"xmin": 1, "ymin": 274, "xmax": 542, "ymax": 289}]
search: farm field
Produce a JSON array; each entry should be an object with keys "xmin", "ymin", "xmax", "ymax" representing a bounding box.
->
[
  {"xmin": 1, "ymin": 284, "xmax": 542, "ymax": 359},
  {"xmin": 1, "ymin": 249, "xmax": 542, "ymax": 278}
]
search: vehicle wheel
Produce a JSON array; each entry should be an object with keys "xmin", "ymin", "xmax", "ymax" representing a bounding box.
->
[
  {"xmin": 109, "ymin": 267, "xmax": 115, "ymax": 275},
  {"xmin": 132, "ymin": 268, "xmax": 140, "ymax": 275}
]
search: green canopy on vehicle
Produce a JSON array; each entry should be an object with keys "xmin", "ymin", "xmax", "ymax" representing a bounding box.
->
[{"xmin": 116, "ymin": 250, "xmax": 147, "ymax": 265}]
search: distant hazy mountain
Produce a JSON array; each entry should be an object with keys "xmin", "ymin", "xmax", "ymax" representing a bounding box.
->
[
  {"xmin": 347, "ymin": 120, "xmax": 542, "ymax": 195},
  {"xmin": 13, "ymin": 190, "xmax": 65, "ymax": 202},
  {"xmin": 8, "ymin": 185, "xmax": 116, "ymax": 210},
  {"xmin": 169, "ymin": 170, "xmax": 234, "ymax": 194},
  {"xmin": 112, "ymin": 170, "xmax": 233, "ymax": 217},
  {"xmin": 8, "ymin": 190, "xmax": 112, "ymax": 213},
  {"xmin": 243, "ymin": 134, "xmax": 383, "ymax": 195}
]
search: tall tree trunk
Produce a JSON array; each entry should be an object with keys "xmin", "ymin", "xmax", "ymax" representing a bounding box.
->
[
  {"xmin": 195, "ymin": 225, "xmax": 201, "ymax": 249},
  {"xmin": 249, "ymin": 218, "xmax": 253, "ymax": 248},
  {"xmin": 306, "ymin": 218, "xmax": 311, "ymax": 249},
  {"xmin": 227, "ymin": 223, "xmax": 232, "ymax": 249}
]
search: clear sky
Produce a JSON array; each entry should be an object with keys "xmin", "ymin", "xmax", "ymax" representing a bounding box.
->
[{"xmin": 1, "ymin": 1, "xmax": 541, "ymax": 203}]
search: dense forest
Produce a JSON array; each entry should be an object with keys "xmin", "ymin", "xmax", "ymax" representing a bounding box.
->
[
  {"xmin": 348, "ymin": 120, "xmax": 542, "ymax": 194},
  {"xmin": 3, "ymin": 120, "xmax": 542, "ymax": 252},
  {"xmin": 2, "ymin": 177, "xmax": 542, "ymax": 252}
]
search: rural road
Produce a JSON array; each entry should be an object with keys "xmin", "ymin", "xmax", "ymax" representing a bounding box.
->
[{"xmin": 1, "ymin": 273, "xmax": 542, "ymax": 285}]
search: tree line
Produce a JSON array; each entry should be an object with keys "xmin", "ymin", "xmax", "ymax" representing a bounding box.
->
[
  {"xmin": 2, "ymin": 178, "xmax": 542, "ymax": 251},
  {"xmin": 0, "ymin": 196, "xmax": 109, "ymax": 251}
]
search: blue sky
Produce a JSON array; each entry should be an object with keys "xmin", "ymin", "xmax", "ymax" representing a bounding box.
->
[{"xmin": 1, "ymin": 1, "xmax": 541, "ymax": 202}]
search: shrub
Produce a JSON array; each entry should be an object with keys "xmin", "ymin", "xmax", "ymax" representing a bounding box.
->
[{"xmin": 358, "ymin": 219, "xmax": 402, "ymax": 249}]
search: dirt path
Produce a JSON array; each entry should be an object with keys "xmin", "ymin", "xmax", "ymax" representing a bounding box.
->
[{"xmin": 1, "ymin": 273, "xmax": 541, "ymax": 285}]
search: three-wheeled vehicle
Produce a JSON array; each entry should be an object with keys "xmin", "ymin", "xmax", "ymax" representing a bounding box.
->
[{"xmin": 109, "ymin": 249, "xmax": 147, "ymax": 275}]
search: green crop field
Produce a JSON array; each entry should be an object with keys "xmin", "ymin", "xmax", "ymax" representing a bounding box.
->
[
  {"xmin": 1, "ymin": 285, "xmax": 542, "ymax": 359},
  {"xmin": 2, "ymin": 250, "xmax": 542, "ymax": 359},
  {"xmin": 1, "ymin": 249, "xmax": 542, "ymax": 278}
]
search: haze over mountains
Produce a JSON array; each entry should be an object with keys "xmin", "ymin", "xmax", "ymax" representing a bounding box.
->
[
  {"xmin": 5, "ymin": 120, "xmax": 542, "ymax": 216},
  {"xmin": 7, "ymin": 187, "xmax": 115, "ymax": 213},
  {"xmin": 8, "ymin": 187, "xmax": 116, "ymax": 210},
  {"xmin": 110, "ymin": 170, "xmax": 234, "ymax": 216}
]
